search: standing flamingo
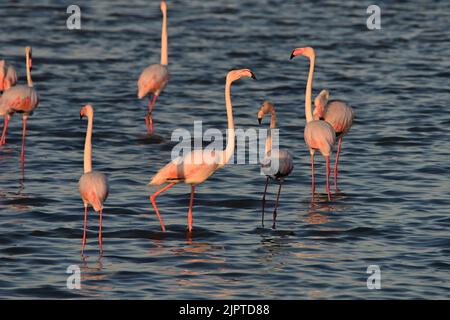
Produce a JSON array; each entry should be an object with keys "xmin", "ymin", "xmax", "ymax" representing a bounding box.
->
[
  {"xmin": 148, "ymin": 69, "xmax": 256, "ymax": 232},
  {"xmin": 79, "ymin": 104, "xmax": 109, "ymax": 255},
  {"xmin": 0, "ymin": 59, "xmax": 18, "ymax": 92},
  {"xmin": 0, "ymin": 47, "xmax": 39, "ymax": 170},
  {"xmin": 258, "ymin": 101, "xmax": 293, "ymax": 229},
  {"xmin": 290, "ymin": 47, "xmax": 335, "ymax": 201},
  {"xmin": 314, "ymin": 89, "xmax": 354, "ymax": 189},
  {"xmin": 137, "ymin": 1, "xmax": 170, "ymax": 135}
]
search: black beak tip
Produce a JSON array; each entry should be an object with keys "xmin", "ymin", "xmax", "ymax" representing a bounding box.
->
[
  {"xmin": 290, "ymin": 52, "xmax": 295, "ymax": 60},
  {"xmin": 80, "ymin": 115, "xmax": 83, "ymax": 120},
  {"xmin": 251, "ymin": 73, "xmax": 257, "ymax": 80},
  {"xmin": 258, "ymin": 118, "xmax": 262, "ymax": 125}
]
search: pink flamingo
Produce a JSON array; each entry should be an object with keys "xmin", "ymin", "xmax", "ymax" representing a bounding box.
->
[
  {"xmin": 137, "ymin": 1, "xmax": 169, "ymax": 135},
  {"xmin": 0, "ymin": 59, "xmax": 18, "ymax": 92},
  {"xmin": 0, "ymin": 47, "xmax": 39, "ymax": 169},
  {"xmin": 290, "ymin": 47, "xmax": 335, "ymax": 201},
  {"xmin": 148, "ymin": 69, "xmax": 256, "ymax": 232},
  {"xmin": 79, "ymin": 104, "xmax": 109, "ymax": 255},
  {"xmin": 314, "ymin": 89, "xmax": 354, "ymax": 189},
  {"xmin": 258, "ymin": 101, "xmax": 293, "ymax": 229}
]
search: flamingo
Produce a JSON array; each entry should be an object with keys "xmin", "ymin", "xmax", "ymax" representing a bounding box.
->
[
  {"xmin": 148, "ymin": 69, "xmax": 256, "ymax": 232},
  {"xmin": 79, "ymin": 104, "xmax": 109, "ymax": 255},
  {"xmin": 258, "ymin": 101, "xmax": 293, "ymax": 229},
  {"xmin": 290, "ymin": 47, "xmax": 335, "ymax": 201},
  {"xmin": 314, "ymin": 89, "xmax": 354, "ymax": 189},
  {"xmin": 0, "ymin": 47, "xmax": 39, "ymax": 170},
  {"xmin": 137, "ymin": 0, "xmax": 170, "ymax": 135},
  {"xmin": 0, "ymin": 59, "xmax": 18, "ymax": 92}
]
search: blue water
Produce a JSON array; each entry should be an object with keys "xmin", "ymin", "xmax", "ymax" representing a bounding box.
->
[{"xmin": 0, "ymin": 0, "xmax": 449, "ymax": 299}]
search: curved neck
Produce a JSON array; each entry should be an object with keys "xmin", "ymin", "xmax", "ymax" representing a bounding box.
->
[
  {"xmin": 305, "ymin": 55, "xmax": 315, "ymax": 123},
  {"xmin": 84, "ymin": 114, "xmax": 93, "ymax": 173},
  {"xmin": 266, "ymin": 110, "xmax": 276, "ymax": 154},
  {"xmin": 26, "ymin": 53, "xmax": 33, "ymax": 87},
  {"xmin": 160, "ymin": 7, "xmax": 168, "ymax": 65},
  {"xmin": 220, "ymin": 80, "xmax": 235, "ymax": 166}
]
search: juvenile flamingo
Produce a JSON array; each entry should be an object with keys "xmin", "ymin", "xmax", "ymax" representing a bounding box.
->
[
  {"xmin": 0, "ymin": 47, "xmax": 39, "ymax": 170},
  {"xmin": 137, "ymin": 1, "xmax": 170, "ymax": 134},
  {"xmin": 290, "ymin": 47, "xmax": 335, "ymax": 201},
  {"xmin": 0, "ymin": 59, "xmax": 18, "ymax": 92},
  {"xmin": 258, "ymin": 101, "xmax": 293, "ymax": 229},
  {"xmin": 79, "ymin": 104, "xmax": 109, "ymax": 255},
  {"xmin": 314, "ymin": 89, "xmax": 354, "ymax": 189},
  {"xmin": 148, "ymin": 69, "xmax": 256, "ymax": 232}
]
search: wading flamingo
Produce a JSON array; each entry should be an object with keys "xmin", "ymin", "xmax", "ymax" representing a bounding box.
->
[
  {"xmin": 148, "ymin": 69, "xmax": 256, "ymax": 232},
  {"xmin": 137, "ymin": 1, "xmax": 170, "ymax": 135},
  {"xmin": 0, "ymin": 59, "xmax": 17, "ymax": 92},
  {"xmin": 314, "ymin": 89, "xmax": 354, "ymax": 189},
  {"xmin": 258, "ymin": 101, "xmax": 293, "ymax": 229},
  {"xmin": 79, "ymin": 104, "xmax": 109, "ymax": 255},
  {"xmin": 0, "ymin": 47, "xmax": 39, "ymax": 170},
  {"xmin": 290, "ymin": 47, "xmax": 335, "ymax": 201}
]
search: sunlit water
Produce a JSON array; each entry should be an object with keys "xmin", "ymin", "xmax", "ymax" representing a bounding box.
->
[{"xmin": 0, "ymin": 0, "xmax": 449, "ymax": 299}]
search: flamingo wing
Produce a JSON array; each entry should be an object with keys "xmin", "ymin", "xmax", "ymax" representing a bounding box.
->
[
  {"xmin": 137, "ymin": 64, "xmax": 169, "ymax": 98},
  {"xmin": 304, "ymin": 120, "xmax": 336, "ymax": 157},
  {"xmin": 79, "ymin": 171, "xmax": 109, "ymax": 212},
  {"xmin": 324, "ymin": 100, "xmax": 354, "ymax": 134},
  {"xmin": 0, "ymin": 85, "xmax": 39, "ymax": 114}
]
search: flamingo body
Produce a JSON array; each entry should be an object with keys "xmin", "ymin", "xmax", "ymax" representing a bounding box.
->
[
  {"xmin": 262, "ymin": 149, "xmax": 293, "ymax": 180},
  {"xmin": 315, "ymin": 98, "xmax": 354, "ymax": 137},
  {"xmin": 0, "ymin": 85, "xmax": 39, "ymax": 115},
  {"xmin": 304, "ymin": 120, "xmax": 335, "ymax": 156},
  {"xmin": 137, "ymin": 64, "xmax": 169, "ymax": 98},
  {"xmin": 150, "ymin": 150, "xmax": 219, "ymax": 186},
  {"xmin": 79, "ymin": 171, "xmax": 109, "ymax": 212},
  {"xmin": 0, "ymin": 60, "xmax": 18, "ymax": 92}
]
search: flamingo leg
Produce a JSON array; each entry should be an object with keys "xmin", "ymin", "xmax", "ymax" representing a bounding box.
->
[
  {"xmin": 272, "ymin": 183, "xmax": 282, "ymax": 229},
  {"xmin": 334, "ymin": 137, "xmax": 343, "ymax": 190},
  {"xmin": 99, "ymin": 209, "xmax": 103, "ymax": 254},
  {"xmin": 1, "ymin": 116, "xmax": 10, "ymax": 145},
  {"xmin": 187, "ymin": 185, "xmax": 196, "ymax": 233},
  {"xmin": 145, "ymin": 95, "xmax": 158, "ymax": 134},
  {"xmin": 150, "ymin": 182, "xmax": 175, "ymax": 231},
  {"xmin": 311, "ymin": 153, "xmax": 315, "ymax": 197},
  {"xmin": 81, "ymin": 205, "xmax": 88, "ymax": 256},
  {"xmin": 21, "ymin": 115, "xmax": 27, "ymax": 172},
  {"xmin": 326, "ymin": 156, "xmax": 331, "ymax": 201},
  {"xmin": 261, "ymin": 177, "xmax": 269, "ymax": 227}
]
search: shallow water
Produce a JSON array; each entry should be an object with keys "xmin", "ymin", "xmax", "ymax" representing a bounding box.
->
[{"xmin": 0, "ymin": 0, "xmax": 449, "ymax": 299}]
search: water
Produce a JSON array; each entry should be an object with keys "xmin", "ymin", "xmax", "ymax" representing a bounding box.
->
[{"xmin": 0, "ymin": 0, "xmax": 449, "ymax": 299}]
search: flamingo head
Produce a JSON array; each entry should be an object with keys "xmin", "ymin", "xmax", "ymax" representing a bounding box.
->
[
  {"xmin": 290, "ymin": 47, "xmax": 315, "ymax": 60},
  {"xmin": 313, "ymin": 89, "xmax": 330, "ymax": 119},
  {"xmin": 160, "ymin": 1, "xmax": 167, "ymax": 12},
  {"xmin": 25, "ymin": 46, "xmax": 33, "ymax": 71},
  {"xmin": 80, "ymin": 104, "xmax": 94, "ymax": 120},
  {"xmin": 258, "ymin": 101, "xmax": 274, "ymax": 124},
  {"xmin": 226, "ymin": 68, "xmax": 256, "ymax": 83}
]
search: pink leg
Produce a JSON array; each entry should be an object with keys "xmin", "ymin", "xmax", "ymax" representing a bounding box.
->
[
  {"xmin": 326, "ymin": 156, "xmax": 331, "ymax": 201},
  {"xmin": 187, "ymin": 185, "xmax": 196, "ymax": 233},
  {"xmin": 261, "ymin": 177, "xmax": 269, "ymax": 227},
  {"xmin": 145, "ymin": 95, "xmax": 158, "ymax": 134},
  {"xmin": 311, "ymin": 153, "xmax": 315, "ymax": 197},
  {"xmin": 21, "ymin": 115, "xmax": 27, "ymax": 173},
  {"xmin": 1, "ymin": 116, "xmax": 10, "ymax": 145},
  {"xmin": 334, "ymin": 137, "xmax": 343, "ymax": 190},
  {"xmin": 81, "ymin": 206, "xmax": 88, "ymax": 256},
  {"xmin": 99, "ymin": 209, "xmax": 103, "ymax": 254},
  {"xmin": 150, "ymin": 182, "xmax": 176, "ymax": 231}
]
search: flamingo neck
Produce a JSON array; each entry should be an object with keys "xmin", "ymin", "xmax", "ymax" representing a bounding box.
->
[
  {"xmin": 84, "ymin": 113, "xmax": 93, "ymax": 173},
  {"xmin": 265, "ymin": 110, "xmax": 276, "ymax": 155},
  {"xmin": 305, "ymin": 55, "xmax": 315, "ymax": 123},
  {"xmin": 26, "ymin": 53, "xmax": 33, "ymax": 87},
  {"xmin": 220, "ymin": 80, "xmax": 235, "ymax": 167},
  {"xmin": 160, "ymin": 7, "xmax": 168, "ymax": 66}
]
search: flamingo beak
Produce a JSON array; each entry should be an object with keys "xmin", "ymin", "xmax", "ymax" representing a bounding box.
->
[
  {"xmin": 258, "ymin": 118, "xmax": 262, "ymax": 125},
  {"xmin": 290, "ymin": 48, "xmax": 304, "ymax": 60}
]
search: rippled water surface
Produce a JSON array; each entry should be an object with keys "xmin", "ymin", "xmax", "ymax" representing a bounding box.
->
[{"xmin": 0, "ymin": 0, "xmax": 449, "ymax": 299}]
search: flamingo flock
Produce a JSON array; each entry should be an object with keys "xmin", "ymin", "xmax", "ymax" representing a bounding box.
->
[{"xmin": 0, "ymin": 1, "xmax": 355, "ymax": 255}]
